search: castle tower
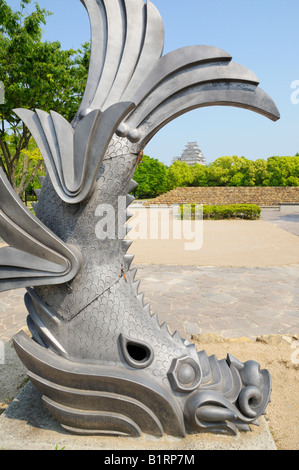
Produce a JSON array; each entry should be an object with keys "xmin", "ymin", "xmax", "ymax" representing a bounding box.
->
[{"xmin": 173, "ymin": 141, "xmax": 206, "ymax": 166}]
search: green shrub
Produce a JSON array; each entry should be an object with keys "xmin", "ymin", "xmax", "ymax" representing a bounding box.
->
[
  {"xmin": 204, "ymin": 204, "xmax": 261, "ymax": 220},
  {"xmin": 178, "ymin": 204, "xmax": 261, "ymax": 220}
]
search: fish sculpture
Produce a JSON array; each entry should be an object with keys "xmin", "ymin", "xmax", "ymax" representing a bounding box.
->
[{"xmin": 1, "ymin": 0, "xmax": 280, "ymax": 437}]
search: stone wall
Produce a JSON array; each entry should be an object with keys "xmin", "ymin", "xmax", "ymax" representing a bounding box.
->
[{"xmin": 146, "ymin": 187, "xmax": 299, "ymax": 206}]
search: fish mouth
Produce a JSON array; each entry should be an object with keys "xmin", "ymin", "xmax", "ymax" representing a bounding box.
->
[{"xmin": 13, "ymin": 329, "xmax": 271, "ymax": 437}]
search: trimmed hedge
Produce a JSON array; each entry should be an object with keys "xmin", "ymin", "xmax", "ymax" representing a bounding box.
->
[{"xmin": 179, "ymin": 204, "xmax": 261, "ymax": 220}]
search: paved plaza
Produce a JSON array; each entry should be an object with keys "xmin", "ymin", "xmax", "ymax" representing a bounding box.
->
[
  {"xmin": 0, "ymin": 208, "xmax": 298, "ymax": 342},
  {"xmin": 0, "ymin": 208, "xmax": 298, "ymax": 451},
  {"xmin": 136, "ymin": 263, "xmax": 299, "ymax": 339}
]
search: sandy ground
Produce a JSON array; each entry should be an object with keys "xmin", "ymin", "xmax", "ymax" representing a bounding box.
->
[
  {"xmin": 129, "ymin": 209, "xmax": 299, "ymax": 449},
  {"xmin": 0, "ymin": 332, "xmax": 298, "ymax": 450},
  {"xmin": 192, "ymin": 333, "xmax": 299, "ymax": 450},
  {"xmin": 127, "ymin": 207, "xmax": 299, "ymax": 266},
  {"xmin": 1, "ymin": 211, "xmax": 298, "ymax": 449}
]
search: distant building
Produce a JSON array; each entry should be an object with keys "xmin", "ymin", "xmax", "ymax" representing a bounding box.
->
[{"xmin": 172, "ymin": 141, "xmax": 206, "ymax": 166}]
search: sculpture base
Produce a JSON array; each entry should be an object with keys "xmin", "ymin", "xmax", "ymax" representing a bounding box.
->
[{"xmin": 0, "ymin": 381, "xmax": 276, "ymax": 450}]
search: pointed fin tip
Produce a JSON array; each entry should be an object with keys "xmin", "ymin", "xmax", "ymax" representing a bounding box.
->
[
  {"xmin": 160, "ymin": 322, "xmax": 170, "ymax": 335},
  {"xmin": 128, "ymin": 179, "xmax": 139, "ymax": 193},
  {"xmin": 186, "ymin": 342, "xmax": 198, "ymax": 354},
  {"xmin": 151, "ymin": 312, "xmax": 160, "ymax": 326},
  {"xmin": 126, "ymin": 210, "xmax": 134, "ymax": 221},
  {"xmin": 124, "ymin": 254, "xmax": 135, "ymax": 269},
  {"xmin": 143, "ymin": 303, "xmax": 151, "ymax": 315},
  {"xmin": 127, "ymin": 194, "xmax": 135, "ymax": 206},
  {"xmin": 172, "ymin": 330, "xmax": 184, "ymax": 345},
  {"xmin": 124, "ymin": 225, "xmax": 133, "ymax": 235},
  {"xmin": 133, "ymin": 279, "xmax": 141, "ymax": 294},
  {"xmin": 122, "ymin": 239, "xmax": 133, "ymax": 253},
  {"xmin": 227, "ymin": 353, "xmax": 244, "ymax": 370},
  {"xmin": 127, "ymin": 268, "xmax": 138, "ymax": 282}
]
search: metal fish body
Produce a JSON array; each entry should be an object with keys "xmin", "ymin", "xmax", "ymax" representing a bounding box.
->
[{"xmin": 1, "ymin": 0, "xmax": 279, "ymax": 437}]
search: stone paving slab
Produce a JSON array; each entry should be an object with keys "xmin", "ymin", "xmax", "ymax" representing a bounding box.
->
[
  {"xmin": 1, "ymin": 210, "xmax": 296, "ymax": 451},
  {"xmin": 0, "ymin": 263, "xmax": 298, "ymax": 343},
  {"xmin": 0, "ymin": 209, "xmax": 298, "ymax": 345},
  {"xmin": 135, "ymin": 264, "xmax": 299, "ymax": 340},
  {"xmin": 261, "ymin": 209, "xmax": 299, "ymax": 237}
]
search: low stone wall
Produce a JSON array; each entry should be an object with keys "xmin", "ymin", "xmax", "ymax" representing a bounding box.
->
[{"xmin": 146, "ymin": 187, "xmax": 299, "ymax": 206}]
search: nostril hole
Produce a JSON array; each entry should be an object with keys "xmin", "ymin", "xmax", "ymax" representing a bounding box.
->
[
  {"xmin": 127, "ymin": 343, "xmax": 149, "ymax": 362},
  {"xmin": 119, "ymin": 334, "xmax": 154, "ymax": 369}
]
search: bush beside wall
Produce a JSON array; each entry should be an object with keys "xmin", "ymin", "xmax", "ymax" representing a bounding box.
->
[{"xmin": 179, "ymin": 204, "xmax": 261, "ymax": 220}]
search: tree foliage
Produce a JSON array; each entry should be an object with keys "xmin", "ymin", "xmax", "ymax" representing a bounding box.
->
[
  {"xmin": 206, "ymin": 155, "xmax": 299, "ymax": 187},
  {"xmin": 133, "ymin": 155, "xmax": 168, "ymax": 199},
  {"xmin": 166, "ymin": 161, "xmax": 193, "ymax": 190},
  {"xmin": 0, "ymin": 0, "xmax": 89, "ymax": 197},
  {"xmin": 266, "ymin": 156, "xmax": 299, "ymax": 186},
  {"xmin": 133, "ymin": 155, "xmax": 299, "ymax": 199}
]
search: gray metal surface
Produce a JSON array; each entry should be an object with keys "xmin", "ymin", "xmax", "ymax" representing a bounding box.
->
[
  {"xmin": 14, "ymin": 102, "xmax": 134, "ymax": 203},
  {"xmin": 0, "ymin": 169, "xmax": 81, "ymax": 292},
  {"xmin": 0, "ymin": 0, "xmax": 280, "ymax": 437},
  {"xmin": 77, "ymin": 0, "xmax": 165, "ymax": 117}
]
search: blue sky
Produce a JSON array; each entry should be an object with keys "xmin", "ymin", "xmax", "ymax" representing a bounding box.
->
[{"xmin": 8, "ymin": 0, "xmax": 299, "ymax": 165}]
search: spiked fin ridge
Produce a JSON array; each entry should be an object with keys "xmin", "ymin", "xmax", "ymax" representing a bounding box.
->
[
  {"xmin": 132, "ymin": 280, "xmax": 141, "ymax": 295},
  {"xmin": 124, "ymin": 262, "xmax": 187, "ymax": 347},
  {"xmin": 123, "ymin": 254, "xmax": 135, "ymax": 271}
]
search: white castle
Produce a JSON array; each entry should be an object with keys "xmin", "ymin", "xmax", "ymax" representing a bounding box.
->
[{"xmin": 172, "ymin": 141, "xmax": 206, "ymax": 166}]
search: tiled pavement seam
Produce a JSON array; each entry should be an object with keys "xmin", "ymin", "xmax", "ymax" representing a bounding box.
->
[
  {"xmin": 135, "ymin": 264, "xmax": 299, "ymax": 340},
  {"xmin": 0, "ymin": 263, "xmax": 298, "ymax": 342},
  {"xmin": 0, "ymin": 209, "xmax": 298, "ymax": 342}
]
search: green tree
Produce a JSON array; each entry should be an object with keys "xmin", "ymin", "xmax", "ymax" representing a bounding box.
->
[
  {"xmin": 166, "ymin": 160, "xmax": 193, "ymax": 190},
  {"xmin": 266, "ymin": 156, "xmax": 299, "ymax": 186},
  {"xmin": 133, "ymin": 155, "xmax": 168, "ymax": 199},
  {"xmin": 207, "ymin": 156, "xmax": 253, "ymax": 187},
  {"xmin": 205, "ymin": 156, "xmax": 233, "ymax": 186},
  {"xmin": 190, "ymin": 163, "xmax": 208, "ymax": 186},
  {"xmin": 253, "ymin": 158, "xmax": 269, "ymax": 186},
  {"xmin": 239, "ymin": 158, "xmax": 256, "ymax": 186},
  {"xmin": 203, "ymin": 155, "xmax": 266, "ymax": 187},
  {"xmin": 0, "ymin": 0, "xmax": 89, "ymax": 197}
]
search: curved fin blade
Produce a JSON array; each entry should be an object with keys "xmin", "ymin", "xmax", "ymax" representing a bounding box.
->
[
  {"xmin": 76, "ymin": 0, "xmax": 164, "ymax": 118},
  {"xmin": 14, "ymin": 102, "xmax": 135, "ymax": 204},
  {"xmin": 0, "ymin": 170, "xmax": 81, "ymax": 293},
  {"xmin": 137, "ymin": 85, "xmax": 280, "ymax": 147}
]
